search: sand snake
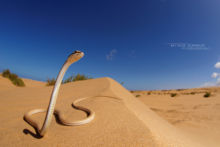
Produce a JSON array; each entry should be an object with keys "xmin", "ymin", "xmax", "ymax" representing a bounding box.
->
[{"xmin": 24, "ymin": 51, "xmax": 96, "ymax": 137}]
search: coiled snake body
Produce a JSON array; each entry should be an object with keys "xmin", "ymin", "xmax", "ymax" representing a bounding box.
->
[{"xmin": 24, "ymin": 51, "xmax": 95, "ymax": 137}]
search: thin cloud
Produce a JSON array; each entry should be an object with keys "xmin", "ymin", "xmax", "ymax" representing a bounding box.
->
[
  {"xmin": 205, "ymin": 62, "xmax": 220, "ymax": 86},
  {"xmin": 106, "ymin": 49, "xmax": 117, "ymax": 60},
  {"xmin": 214, "ymin": 62, "xmax": 220, "ymax": 69},
  {"xmin": 211, "ymin": 72, "xmax": 219, "ymax": 78},
  {"xmin": 200, "ymin": 82, "xmax": 216, "ymax": 88},
  {"xmin": 202, "ymin": 62, "xmax": 220, "ymax": 87}
]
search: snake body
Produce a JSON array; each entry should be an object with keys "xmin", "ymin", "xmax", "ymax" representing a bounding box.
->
[{"xmin": 24, "ymin": 51, "xmax": 95, "ymax": 137}]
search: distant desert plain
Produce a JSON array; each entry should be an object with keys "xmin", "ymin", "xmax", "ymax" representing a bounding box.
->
[{"xmin": 0, "ymin": 74, "xmax": 220, "ymax": 147}]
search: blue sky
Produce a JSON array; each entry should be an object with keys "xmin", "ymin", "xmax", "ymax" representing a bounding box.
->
[{"xmin": 0, "ymin": 0, "xmax": 220, "ymax": 90}]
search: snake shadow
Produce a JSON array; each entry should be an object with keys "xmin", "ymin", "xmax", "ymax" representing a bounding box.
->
[
  {"xmin": 22, "ymin": 113, "xmax": 66, "ymax": 139},
  {"xmin": 23, "ymin": 116, "xmax": 43, "ymax": 139},
  {"xmin": 23, "ymin": 128, "xmax": 42, "ymax": 139},
  {"xmin": 23, "ymin": 117, "xmax": 42, "ymax": 139}
]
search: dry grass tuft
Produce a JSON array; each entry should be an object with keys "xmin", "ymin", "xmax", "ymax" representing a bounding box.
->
[
  {"xmin": 46, "ymin": 78, "xmax": 56, "ymax": 86},
  {"xmin": 63, "ymin": 73, "xmax": 92, "ymax": 84},
  {"xmin": 170, "ymin": 93, "xmax": 177, "ymax": 97},
  {"xmin": 2, "ymin": 69, "xmax": 25, "ymax": 87},
  {"xmin": 203, "ymin": 92, "xmax": 211, "ymax": 98}
]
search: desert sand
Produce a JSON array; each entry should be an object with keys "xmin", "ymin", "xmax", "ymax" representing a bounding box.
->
[
  {"xmin": 133, "ymin": 88, "xmax": 220, "ymax": 147},
  {"xmin": 0, "ymin": 75, "xmax": 219, "ymax": 146}
]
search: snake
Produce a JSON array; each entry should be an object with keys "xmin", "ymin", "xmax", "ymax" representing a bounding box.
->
[{"xmin": 24, "ymin": 50, "xmax": 96, "ymax": 137}]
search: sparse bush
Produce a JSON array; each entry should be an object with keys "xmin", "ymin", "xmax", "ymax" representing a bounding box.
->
[
  {"xmin": 190, "ymin": 92, "xmax": 195, "ymax": 95},
  {"xmin": 12, "ymin": 78, "xmax": 25, "ymax": 86},
  {"xmin": 136, "ymin": 94, "xmax": 141, "ymax": 97},
  {"xmin": 9, "ymin": 73, "xmax": 18, "ymax": 80},
  {"xmin": 204, "ymin": 92, "xmax": 211, "ymax": 98},
  {"xmin": 2, "ymin": 69, "xmax": 11, "ymax": 78},
  {"xmin": 72, "ymin": 74, "xmax": 92, "ymax": 82},
  {"xmin": 48, "ymin": 74, "xmax": 92, "ymax": 86},
  {"xmin": 63, "ymin": 76, "xmax": 74, "ymax": 83},
  {"xmin": 147, "ymin": 92, "xmax": 151, "ymax": 95},
  {"xmin": 2, "ymin": 69, "xmax": 25, "ymax": 87},
  {"xmin": 63, "ymin": 74, "xmax": 92, "ymax": 84},
  {"xmin": 46, "ymin": 78, "xmax": 56, "ymax": 86},
  {"xmin": 170, "ymin": 93, "xmax": 177, "ymax": 97},
  {"xmin": 130, "ymin": 91, "xmax": 135, "ymax": 93}
]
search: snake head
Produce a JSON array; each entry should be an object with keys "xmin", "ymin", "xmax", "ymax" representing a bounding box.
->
[{"xmin": 67, "ymin": 50, "xmax": 84, "ymax": 64}]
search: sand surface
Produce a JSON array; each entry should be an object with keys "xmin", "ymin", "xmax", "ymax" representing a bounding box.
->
[
  {"xmin": 134, "ymin": 88, "xmax": 220, "ymax": 147},
  {"xmin": 0, "ymin": 75, "xmax": 218, "ymax": 146}
]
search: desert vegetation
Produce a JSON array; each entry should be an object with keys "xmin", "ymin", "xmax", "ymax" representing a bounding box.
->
[
  {"xmin": 190, "ymin": 92, "xmax": 196, "ymax": 95},
  {"xmin": 136, "ymin": 94, "xmax": 141, "ymax": 97},
  {"xmin": 130, "ymin": 88, "xmax": 217, "ymax": 99},
  {"xmin": 170, "ymin": 93, "xmax": 177, "ymax": 97},
  {"xmin": 63, "ymin": 73, "xmax": 92, "ymax": 84},
  {"xmin": 204, "ymin": 92, "xmax": 211, "ymax": 98},
  {"xmin": 2, "ymin": 69, "xmax": 25, "ymax": 87},
  {"xmin": 46, "ymin": 73, "xmax": 92, "ymax": 86},
  {"xmin": 46, "ymin": 78, "xmax": 56, "ymax": 86}
]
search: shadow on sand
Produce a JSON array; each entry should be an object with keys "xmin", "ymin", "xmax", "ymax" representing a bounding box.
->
[
  {"xmin": 23, "ymin": 128, "xmax": 42, "ymax": 139},
  {"xmin": 22, "ymin": 113, "xmax": 67, "ymax": 139}
]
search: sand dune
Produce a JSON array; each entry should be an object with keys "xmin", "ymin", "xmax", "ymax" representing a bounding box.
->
[
  {"xmin": 22, "ymin": 78, "xmax": 45, "ymax": 87},
  {"xmin": 0, "ymin": 76, "xmax": 215, "ymax": 146},
  {"xmin": 134, "ymin": 88, "xmax": 220, "ymax": 147},
  {"xmin": 0, "ymin": 75, "xmax": 16, "ymax": 91}
]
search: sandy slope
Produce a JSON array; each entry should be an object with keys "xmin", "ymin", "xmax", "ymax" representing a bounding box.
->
[
  {"xmin": 22, "ymin": 78, "xmax": 45, "ymax": 87},
  {"xmin": 0, "ymin": 75, "xmax": 16, "ymax": 91},
  {"xmin": 0, "ymin": 75, "xmax": 45, "ymax": 91},
  {"xmin": 135, "ymin": 89, "xmax": 220, "ymax": 147},
  {"xmin": 0, "ymin": 76, "xmax": 209, "ymax": 147}
]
